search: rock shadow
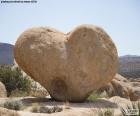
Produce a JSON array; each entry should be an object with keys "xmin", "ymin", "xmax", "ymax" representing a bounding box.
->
[
  {"xmin": 70, "ymin": 99, "xmax": 118, "ymax": 108},
  {"xmin": 21, "ymin": 97, "xmax": 118, "ymax": 109}
]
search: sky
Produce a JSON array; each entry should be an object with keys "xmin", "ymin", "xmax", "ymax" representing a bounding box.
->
[{"xmin": 0, "ymin": 0, "xmax": 140, "ymax": 56}]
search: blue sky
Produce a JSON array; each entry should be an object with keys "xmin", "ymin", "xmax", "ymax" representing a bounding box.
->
[{"xmin": 0, "ymin": 0, "xmax": 140, "ymax": 56}]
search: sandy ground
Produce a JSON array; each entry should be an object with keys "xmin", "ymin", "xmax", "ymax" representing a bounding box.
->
[{"xmin": 0, "ymin": 96, "xmax": 134, "ymax": 116}]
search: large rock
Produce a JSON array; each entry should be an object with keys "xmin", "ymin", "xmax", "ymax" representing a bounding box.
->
[
  {"xmin": 14, "ymin": 24, "xmax": 118, "ymax": 102},
  {"xmin": 0, "ymin": 81, "xmax": 7, "ymax": 97}
]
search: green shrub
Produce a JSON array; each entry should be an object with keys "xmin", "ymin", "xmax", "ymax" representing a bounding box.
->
[
  {"xmin": 87, "ymin": 92, "xmax": 100, "ymax": 101},
  {"xmin": 3, "ymin": 100, "xmax": 23, "ymax": 110},
  {"xmin": 0, "ymin": 65, "xmax": 31, "ymax": 96}
]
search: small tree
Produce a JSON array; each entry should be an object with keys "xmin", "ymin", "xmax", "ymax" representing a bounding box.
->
[{"xmin": 0, "ymin": 65, "xmax": 31, "ymax": 96}]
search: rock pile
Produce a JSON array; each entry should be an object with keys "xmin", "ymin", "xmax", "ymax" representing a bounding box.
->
[{"xmin": 98, "ymin": 74, "xmax": 140, "ymax": 101}]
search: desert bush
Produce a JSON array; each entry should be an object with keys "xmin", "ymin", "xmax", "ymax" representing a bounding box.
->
[
  {"xmin": 2, "ymin": 100, "xmax": 23, "ymax": 111},
  {"xmin": 87, "ymin": 91, "xmax": 109, "ymax": 102},
  {"xmin": 31, "ymin": 104, "xmax": 63, "ymax": 113},
  {"xmin": 87, "ymin": 92, "xmax": 100, "ymax": 101},
  {"xmin": 0, "ymin": 65, "xmax": 31, "ymax": 96}
]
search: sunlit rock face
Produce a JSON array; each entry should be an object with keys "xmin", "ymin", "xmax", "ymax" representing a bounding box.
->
[{"xmin": 14, "ymin": 24, "xmax": 118, "ymax": 102}]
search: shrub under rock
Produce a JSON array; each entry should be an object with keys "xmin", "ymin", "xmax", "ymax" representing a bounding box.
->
[{"xmin": 0, "ymin": 65, "xmax": 31, "ymax": 96}]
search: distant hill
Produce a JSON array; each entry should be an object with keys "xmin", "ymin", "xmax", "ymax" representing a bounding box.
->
[
  {"xmin": 119, "ymin": 55, "xmax": 140, "ymax": 78},
  {"xmin": 0, "ymin": 43, "xmax": 14, "ymax": 65}
]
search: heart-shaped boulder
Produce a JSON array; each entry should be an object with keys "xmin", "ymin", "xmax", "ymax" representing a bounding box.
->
[{"xmin": 14, "ymin": 24, "xmax": 118, "ymax": 102}]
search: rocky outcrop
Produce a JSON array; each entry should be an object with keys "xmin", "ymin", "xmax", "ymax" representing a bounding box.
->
[
  {"xmin": 0, "ymin": 43, "xmax": 14, "ymax": 65},
  {"xmin": 14, "ymin": 24, "xmax": 118, "ymax": 102},
  {"xmin": 0, "ymin": 81, "xmax": 7, "ymax": 97},
  {"xmin": 98, "ymin": 74, "xmax": 140, "ymax": 101}
]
